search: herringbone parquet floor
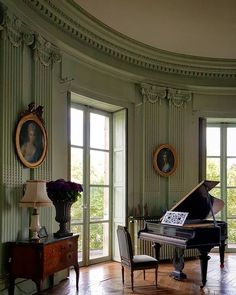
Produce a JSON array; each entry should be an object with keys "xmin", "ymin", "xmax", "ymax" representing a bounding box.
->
[{"xmin": 15, "ymin": 253, "xmax": 236, "ymax": 295}]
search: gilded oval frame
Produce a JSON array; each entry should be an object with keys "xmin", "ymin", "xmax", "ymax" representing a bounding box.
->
[
  {"xmin": 153, "ymin": 144, "xmax": 177, "ymax": 177},
  {"xmin": 15, "ymin": 113, "xmax": 48, "ymax": 168}
]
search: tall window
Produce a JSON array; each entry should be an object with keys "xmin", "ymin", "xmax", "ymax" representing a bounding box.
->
[
  {"xmin": 206, "ymin": 123, "xmax": 236, "ymax": 249},
  {"xmin": 70, "ymin": 104, "xmax": 112, "ymax": 265}
]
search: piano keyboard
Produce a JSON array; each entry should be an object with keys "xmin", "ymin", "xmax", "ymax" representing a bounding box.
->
[{"xmin": 140, "ymin": 232, "xmax": 188, "ymax": 248}]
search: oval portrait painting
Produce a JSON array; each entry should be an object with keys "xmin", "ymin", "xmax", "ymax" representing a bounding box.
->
[
  {"xmin": 153, "ymin": 144, "xmax": 177, "ymax": 177},
  {"xmin": 15, "ymin": 113, "xmax": 48, "ymax": 168}
]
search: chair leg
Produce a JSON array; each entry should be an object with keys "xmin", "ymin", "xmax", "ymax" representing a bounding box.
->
[
  {"xmin": 131, "ymin": 270, "xmax": 134, "ymax": 291},
  {"xmin": 122, "ymin": 266, "xmax": 124, "ymax": 285},
  {"xmin": 143, "ymin": 270, "xmax": 145, "ymax": 280},
  {"xmin": 155, "ymin": 266, "xmax": 158, "ymax": 288}
]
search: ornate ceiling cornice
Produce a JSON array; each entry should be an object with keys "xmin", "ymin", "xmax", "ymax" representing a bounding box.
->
[{"xmin": 4, "ymin": 0, "xmax": 236, "ymax": 84}]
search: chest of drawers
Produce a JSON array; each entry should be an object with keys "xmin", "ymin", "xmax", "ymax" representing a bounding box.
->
[{"xmin": 8, "ymin": 234, "xmax": 79, "ymax": 294}]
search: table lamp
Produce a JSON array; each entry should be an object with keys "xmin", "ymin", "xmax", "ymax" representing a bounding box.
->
[{"xmin": 19, "ymin": 180, "xmax": 52, "ymax": 240}]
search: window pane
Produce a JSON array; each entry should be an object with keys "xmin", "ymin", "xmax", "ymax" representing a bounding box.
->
[
  {"xmin": 209, "ymin": 188, "xmax": 222, "ymax": 219},
  {"xmin": 227, "ymin": 189, "xmax": 236, "ymax": 217},
  {"xmin": 71, "ymin": 147, "xmax": 83, "ymax": 184},
  {"xmin": 71, "ymin": 197, "xmax": 83, "ymax": 221},
  {"xmin": 90, "ymin": 150, "xmax": 109, "ymax": 185},
  {"xmin": 206, "ymin": 127, "xmax": 220, "ymax": 156},
  {"xmin": 90, "ymin": 187, "xmax": 109, "ymax": 220},
  {"xmin": 227, "ymin": 158, "xmax": 236, "ymax": 186},
  {"xmin": 206, "ymin": 158, "xmax": 220, "ymax": 181},
  {"xmin": 90, "ymin": 113, "xmax": 109, "ymax": 150},
  {"xmin": 71, "ymin": 108, "xmax": 83, "ymax": 146},
  {"xmin": 227, "ymin": 128, "xmax": 236, "ymax": 156},
  {"xmin": 70, "ymin": 224, "xmax": 83, "ymax": 262},
  {"xmin": 89, "ymin": 223, "xmax": 109, "ymax": 259},
  {"xmin": 210, "ymin": 187, "xmax": 221, "ymax": 198},
  {"xmin": 227, "ymin": 219, "xmax": 236, "ymax": 244}
]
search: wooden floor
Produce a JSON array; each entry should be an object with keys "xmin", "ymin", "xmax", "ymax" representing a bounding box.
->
[{"xmin": 40, "ymin": 253, "xmax": 236, "ymax": 295}]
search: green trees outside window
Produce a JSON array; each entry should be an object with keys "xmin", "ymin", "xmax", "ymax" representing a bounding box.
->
[
  {"xmin": 207, "ymin": 125, "xmax": 236, "ymax": 247},
  {"xmin": 70, "ymin": 106, "xmax": 111, "ymax": 262}
]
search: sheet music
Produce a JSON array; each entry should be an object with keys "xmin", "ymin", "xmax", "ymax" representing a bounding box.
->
[{"xmin": 161, "ymin": 211, "xmax": 189, "ymax": 226}]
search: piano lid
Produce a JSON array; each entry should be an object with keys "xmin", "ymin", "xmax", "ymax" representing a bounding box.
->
[{"xmin": 167, "ymin": 180, "xmax": 224, "ymax": 220}]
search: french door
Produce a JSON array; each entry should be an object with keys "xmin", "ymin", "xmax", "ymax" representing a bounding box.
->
[
  {"xmin": 70, "ymin": 104, "xmax": 112, "ymax": 265},
  {"xmin": 206, "ymin": 122, "xmax": 236, "ymax": 250}
]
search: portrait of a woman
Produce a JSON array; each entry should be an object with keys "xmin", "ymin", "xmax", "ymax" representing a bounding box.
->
[
  {"xmin": 158, "ymin": 149, "xmax": 173, "ymax": 173},
  {"xmin": 15, "ymin": 104, "xmax": 48, "ymax": 168},
  {"xmin": 20, "ymin": 121, "xmax": 44, "ymax": 163},
  {"xmin": 153, "ymin": 144, "xmax": 177, "ymax": 177}
]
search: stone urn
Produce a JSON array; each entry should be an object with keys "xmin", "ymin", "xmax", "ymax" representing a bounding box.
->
[
  {"xmin": 46, "ymin": 179, "xmax": 83, "ymax": 238},
  {"xmin": 53, "ymin": 201, "xmax": 74, "ymax": 238}
]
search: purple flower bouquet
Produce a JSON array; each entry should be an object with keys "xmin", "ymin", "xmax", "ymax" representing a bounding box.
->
[{"xmin": 46, "ymin": 179, "xmax": 83, "ymax": 203}]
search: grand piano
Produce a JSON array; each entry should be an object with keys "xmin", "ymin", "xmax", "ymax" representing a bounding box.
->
[{"xmin": 138, "ymin": 180, "xmax": 227, "ymax": 288}]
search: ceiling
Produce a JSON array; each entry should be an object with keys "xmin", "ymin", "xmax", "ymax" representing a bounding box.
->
[{"xmin": 74, "ymin": 0, "xmax": 236, "ymax": 59}]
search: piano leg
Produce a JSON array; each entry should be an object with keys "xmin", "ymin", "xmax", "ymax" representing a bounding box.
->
[
  {"xmin": 219, "ymin": 239, "xmax": 226, "ymax": 268},
  {"xmin": 152, "ymin": 242, "xmax": 161, "ymax": 260},
  {"xmin": 170, "ymin": 247, "xmax": 187, "ymax": 280},
  {"xmin": 199, "ymin": 247, "xmax": 212, "ymax": 288}
]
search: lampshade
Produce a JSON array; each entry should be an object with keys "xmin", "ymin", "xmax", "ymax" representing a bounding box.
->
[
  {"xmin": 19, "ymin": 180, "xmax": 52, "ymax": 240},
  {"xmin": 19, "ymin": 180, "xmax": 52, "ymax": 208}
]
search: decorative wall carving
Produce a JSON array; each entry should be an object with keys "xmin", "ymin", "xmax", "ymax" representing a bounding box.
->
[
  {"xmin": 167, "ymin": 89, "xmax": 192, "ymax": 108},
  {"xmin": 140, "ymin": 83, "xmax": 166, "ymax": 104},
  {"xmin": 0, "ymin": 4, "xmax": 34, "ymax": 47},
  {"xmin": 140, "ymin": 84, "xmax": 191, "ymax": 108},
  {"xmin": 0, "ymin": 5, "xmax": 61, "ymax": 67},
  {"xmin": 33, "ymin": 34, "xmax": 61, "ymax": 66},
  {"xmin": 20, "ymin": 0, "xmax": 236, "ymax": 84}
]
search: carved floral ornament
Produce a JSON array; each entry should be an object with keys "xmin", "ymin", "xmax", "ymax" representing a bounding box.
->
[
  {"xmin": 0, "ymin": 5, "xmax": 61, "ymax": 67},
  {"xmin": 166, "ymin": 89, "xmax": 192, "ymax": 108},
  {"xmin": 140, "ymin": 84, "xmax": 191, "ymax": 108},
  {"xmin": 33, "ymin": 34, "xmax": 61, "ymax": 66},
  {"xmin": 140, "ymin": 84, "xmax": 166, "ymax": 104}
]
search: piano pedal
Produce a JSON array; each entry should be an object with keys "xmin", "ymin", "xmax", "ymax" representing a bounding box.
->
[{"xmin": 170, "ymin": 271, "xmax": 187, "ymax": 280}]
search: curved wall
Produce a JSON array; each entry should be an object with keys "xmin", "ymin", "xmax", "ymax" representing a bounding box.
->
[
  {"xmin": 75, "ymin": 0, "xmax": 236, "ymax": 59},
  {"xmin": 6, "ymin": 0, "xmax": 236, "ymax": 88},
  {"xmin": 0, "ymin": 0, "xmax": 236, "ymax": 291}
]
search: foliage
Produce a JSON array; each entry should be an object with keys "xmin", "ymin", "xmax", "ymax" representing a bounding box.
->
[
  {"xmin": 207, "ymin": 157, "xmax": 236, "ymax": 243},
  {"xmin": 71, "ymin": 186, "xmax": 105, "ymax": 251},
  {"xmin": 90, "ymin": 223, "xmax": 104, "ymax": 250},
  {"xmin": 71, "ymin": 157, "xmax": 106, "ymax": 251},
  {"xmin": 47, "ymin": 179, "xmax": 83, "ymax": 202},
  {"xmin": 206, "ymin": 158, "xmax": 220, "ymax": 181}
]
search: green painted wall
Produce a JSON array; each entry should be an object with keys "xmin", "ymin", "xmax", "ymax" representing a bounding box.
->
[{"xmin": 0, "ymin": 1, "xmax": 236, "ymax": 293}]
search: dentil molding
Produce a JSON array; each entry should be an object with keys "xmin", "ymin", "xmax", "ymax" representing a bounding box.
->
[
  {"xmin": 1, "ymin": 0, "xmax": 236, "ymax": 86},
  {"xmin": 16, "ymin": 0, "xmax": 236, "ymax": 84}
]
